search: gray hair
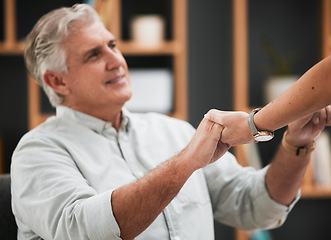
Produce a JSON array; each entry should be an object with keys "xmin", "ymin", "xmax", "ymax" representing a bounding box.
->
[{"xmin": 24, "ymin": 4, "xmax": 102, "ymax": 106}]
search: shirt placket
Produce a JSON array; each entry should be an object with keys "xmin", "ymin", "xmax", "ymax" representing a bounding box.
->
[
  {"xmin": 117, "ymin": 129, "xmax": 181, "ymax": 240},
  {"xmin": 163, "ymin": 204, "xmax": 181, "ymax": 240},
  {"xmin": 117, "ymin": 131, "xmax": 147, "ymax": 179}
]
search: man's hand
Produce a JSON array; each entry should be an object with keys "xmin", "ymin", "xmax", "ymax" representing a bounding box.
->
[
  {"xmin": 182, "ymin": 117, "xmax": 230, "ymax": 170},
  {"xmin": 204, "ymin": 109, "xmax": 252, "ymax": 146},
  {"xmin": 285, "ymin": 105, "xmax": 331, "ymax": 147}
]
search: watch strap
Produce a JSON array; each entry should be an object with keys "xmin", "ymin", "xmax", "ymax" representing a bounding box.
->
[
  {"xmin": 282, "ymin": 130, "xmax": 315, "ymax": 156},
  {"xmin": 248, "ymin": 108, "xmax": 260, "ymax": 136}
]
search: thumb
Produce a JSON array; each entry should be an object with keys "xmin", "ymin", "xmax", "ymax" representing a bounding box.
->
[{"xmin": 204, "ymin": 109, "xmax": 225, "ymax": 125}]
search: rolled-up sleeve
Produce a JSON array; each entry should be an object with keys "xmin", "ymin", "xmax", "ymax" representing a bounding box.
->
[
  {"xmin": 83, "ymin": 191, "xmax": 121, "ymax": 240},
  {"xmin": 242, "ymin": 166, "xmax": 300, "ymax": 229},
  {"xmin": 11, "ymin": 135, "xmax": 122, "ymax": 240},
  {"xmin": 203, "ymin": 151, "xmax": 300, "ymax": 231}
]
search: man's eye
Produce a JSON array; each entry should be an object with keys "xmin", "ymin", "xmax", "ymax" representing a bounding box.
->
[
  {"xmin": 89, "ymin": 52, "xmax": 99, "ymax": 59},
  {"xmin": 109, "ymin": 42, "xmax": 116, "ymax": 49}
]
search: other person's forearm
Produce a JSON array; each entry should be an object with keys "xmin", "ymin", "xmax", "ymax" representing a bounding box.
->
[
  {"xmin": 205, "ymin": 56, "xmax": 331, "ymax": 146},
  {"xmin": 254, "ymin": 55, "xmax": 331, "ymax": 133}
]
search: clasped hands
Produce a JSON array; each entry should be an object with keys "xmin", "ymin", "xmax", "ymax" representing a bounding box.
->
[
  {"xmin": 186, "ymin": 106, "xmax": 331, "ymax": 171},
  {"xmin": 204, "ymin": 106, "xmax": 331, "ymax": 148}
]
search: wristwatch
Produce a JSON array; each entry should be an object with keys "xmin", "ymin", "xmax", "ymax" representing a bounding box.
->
[{"xmin": 248, "ymin": 108, "xmax": 274, "ymax": 142}]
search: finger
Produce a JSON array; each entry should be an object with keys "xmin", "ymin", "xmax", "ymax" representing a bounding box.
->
[
  {"xmin": 288, "ymin": 113, "xmax": 313, "ymax": 129},
  {"xmin": 320, "ymin": 107, "xmax": 327, "ymax": 125},
  {"xmin": 217, "ymin": 140, "xmax": 231, "ymax": 152},
  {"xmin": 312, "ymin": 107, "xmax": 328, "ymax": 127},
  {"xmin": 312, "ymin": 111, "xmax": 321, "ymax": 125},
  {"xmin": 204, "ymin": 109, "xmax": 225, "ymax": 125},
  {"xmin": 326, "ymin": 105, "xmax": 331, "ymax": 125},
  {"xmin": 218, "ymin": 124, "xmax": 225, "ymax": 142},
  {"xmin": 202, "ymin": 117, "xmax": 224, "ymax": 141},
  {"xmin": 212, "ymin": 122, "xmax": 224, "ymax": 141},
  {"xmin": 310, "ymin": 109, "xmax": 327, "ymax": 134}
]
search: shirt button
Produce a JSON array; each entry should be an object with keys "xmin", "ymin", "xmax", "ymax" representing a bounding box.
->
[
  {"xmin": 137, "ymin": 172, "xmax": 145, "ymax": 178},
  {"xmin": 104, "ymin": 122, "xmax": 112, "ymax": 129}
]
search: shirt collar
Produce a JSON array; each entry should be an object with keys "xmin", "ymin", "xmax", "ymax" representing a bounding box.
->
[{"xmin": 56, "ymin": 105, "xmax": 131, "ymax": 134}]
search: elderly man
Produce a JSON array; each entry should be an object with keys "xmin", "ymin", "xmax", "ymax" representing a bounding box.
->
[{"xmin": 11, "ymin": 3, "xmax": 329, "ymax": 240}]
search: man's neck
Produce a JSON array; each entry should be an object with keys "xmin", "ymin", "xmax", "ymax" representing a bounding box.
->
[{"xmin": 61, "ymin": 102, "xmax": 123, "ymax": 131}]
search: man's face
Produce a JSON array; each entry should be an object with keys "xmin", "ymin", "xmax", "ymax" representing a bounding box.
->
[{"xmin": 59, "ymin": 21, "xmax": 132, "ymax": 118}]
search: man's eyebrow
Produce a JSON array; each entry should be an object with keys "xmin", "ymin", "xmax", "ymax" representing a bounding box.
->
[
  {"xmin": 109, "ymin": 38, "xmax": 117, "ymax": 45},
  {"xmin": 83, "ymin": 46, "xmax": 101, "ymax": 59},
  {"xmin": 82, "ymin": 38, "xmax": 117, "ymax": 59}
]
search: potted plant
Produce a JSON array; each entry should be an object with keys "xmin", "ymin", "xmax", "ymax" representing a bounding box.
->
[{"xmin": 260, "ymin": 37, "xmax": 298, "ymax": 104}]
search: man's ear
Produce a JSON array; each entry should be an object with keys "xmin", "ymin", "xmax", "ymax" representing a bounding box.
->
[{"xmin": 43, "ymin": 70, "xmax": 70, "ymax": 95}]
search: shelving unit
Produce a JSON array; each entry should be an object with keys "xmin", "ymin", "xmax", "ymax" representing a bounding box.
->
[
  {"xmin": 233, "ymin": 0, "xmax": 331, "ymax": 196},
  {"xmin": 7, "ymin": 0, "xmax": 331, "ymax": 239},
  {"xmin": 302, "ymin": 1, "xmax": 330, "ymax": 197},
  {"xmin": 233, "ymin": 0, "xmax": 331, "ymax": 239},
  {"xmin": 1, "ymin": 0, "xmax": 187, "ymax": 129},
  {"xmin": 105, "ymin": 0, "xmax": 188, "ymax": 121},
  {"xmin": 0, "ymin": 0, "xmax": 24, "ymax": 55}
]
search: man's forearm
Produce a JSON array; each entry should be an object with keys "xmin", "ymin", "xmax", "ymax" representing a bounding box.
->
[
  {"xmin": 111, "ymin": 150, "xmax": 195, "ymax": 240},
  {"xmin": 111, "ymin": 117, "xmax": 227, "ymax": 240}
]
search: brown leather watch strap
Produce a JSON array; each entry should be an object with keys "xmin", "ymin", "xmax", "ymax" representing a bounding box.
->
[{"xmin": 281, "ymin": 130, "xmax": 315, "ymax": 156}]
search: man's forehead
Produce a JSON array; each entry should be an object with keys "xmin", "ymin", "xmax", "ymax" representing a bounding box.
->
[{"xmin": 63, "ymin": 24, "xmax": 114, "ymax": 54}]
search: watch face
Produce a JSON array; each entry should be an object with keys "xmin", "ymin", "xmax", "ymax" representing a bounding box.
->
[{"xmin": 254, "ymin": 132, "xmax": 274, "ymax": 142}]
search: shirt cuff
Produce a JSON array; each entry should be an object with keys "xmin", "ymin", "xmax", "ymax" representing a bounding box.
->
[
  {"xmin": 253, "ymin": 167, "xmax": 301, "ymax": 229},
  {"xmin": 83, "ymin": 190, "xmax": 121, "ymax": 240}
]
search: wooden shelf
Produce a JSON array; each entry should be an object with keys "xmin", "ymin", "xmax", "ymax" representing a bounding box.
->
[
  {"xmin": 0, "ymin": 42, "xmax": 25, "ymax": 55},
  {"xmin": 302, "ymin": 185, "xmax": 331, "ymax": 198},
  {"xmin": 118, "ymin": 40, "xmax": 183, "ymax": 55}
]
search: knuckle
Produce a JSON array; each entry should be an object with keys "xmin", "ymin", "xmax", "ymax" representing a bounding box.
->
[{"xmin": 207, "ymin": 109, "xmax": 218, "ymax": 115}]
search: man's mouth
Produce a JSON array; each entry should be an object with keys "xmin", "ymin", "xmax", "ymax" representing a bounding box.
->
[{"xmin": 105, "ymin": 76, "xmax": 124, "ymax": 84}]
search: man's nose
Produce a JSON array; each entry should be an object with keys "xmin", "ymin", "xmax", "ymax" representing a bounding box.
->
[{"xmin": 105, "ymin": 49, "xmax": 123, "ymax": 71}]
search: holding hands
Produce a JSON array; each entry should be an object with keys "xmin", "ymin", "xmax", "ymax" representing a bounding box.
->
[
  {"xmin": 185, "ymin": 117, "xmax": 230, "ymax": 170},
  {"xmin": 204, "ymin": 109, "xmax": 252, "ymax": 146}
]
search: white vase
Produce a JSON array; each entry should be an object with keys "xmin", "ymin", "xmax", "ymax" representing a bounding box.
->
[
  {"xmin": 264, "ymin": 75, "xmax": 298, "ymax": 104},
  {"xmin": 131, "ymin": 15, "xmax": 165, "ymax": 47}
]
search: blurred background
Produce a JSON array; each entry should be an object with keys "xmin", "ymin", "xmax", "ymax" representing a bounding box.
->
[{"xmin": 0, "ymin": 0, "xmax": 330, "ymax": 239}]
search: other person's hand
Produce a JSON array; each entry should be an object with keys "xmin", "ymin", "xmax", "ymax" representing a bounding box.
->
[
  {"xmin": 204, "ymin": 109, "xmax": 252, "ymax": 146},
  {"xmin": 285, "ymin": 105, "xmax": 331, "ymax": 147}
]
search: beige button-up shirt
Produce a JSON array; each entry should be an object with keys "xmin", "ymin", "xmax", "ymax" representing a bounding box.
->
[{"xmin": 11, "ymin": 106, "xmax": 298, "ymax": 240}]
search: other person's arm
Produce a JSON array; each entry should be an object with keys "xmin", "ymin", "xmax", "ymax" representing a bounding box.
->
[{"xmin": 205, "ymin": 55, "xmax": 331, "ymax": 146}]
